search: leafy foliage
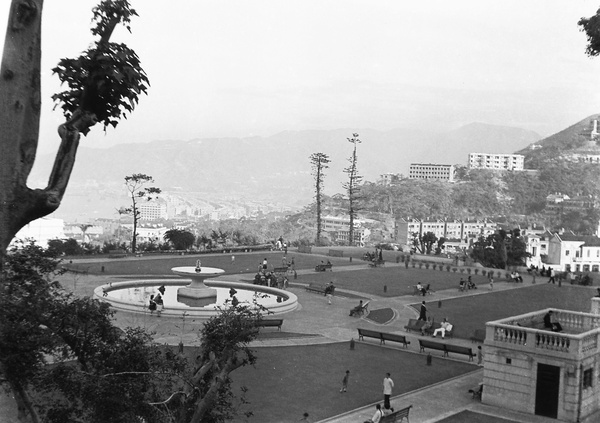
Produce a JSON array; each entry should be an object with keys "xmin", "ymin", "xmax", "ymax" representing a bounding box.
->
[
  {"xmin": 52, "ymin": 0, "xmax": 148, "ymax": 132},
  {"xmin": 164, "ymin": 229, "xmax": 195, "ymax": 250},
  {"xmin": 470, "ymin": 229, "xmax": 530, "ymax": 269}
]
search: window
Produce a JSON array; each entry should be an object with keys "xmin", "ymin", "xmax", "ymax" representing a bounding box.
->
[
  {"xmin": 565, "ymin": 250, "xmax": 570, "ymax": 256},
  {"xmin": 583, "ymin": 368, "xmax": 593, "ymax": 389},
  {"xmin": 584, "ymin": 265, "xmax": 590, "ymax": 272},
  {"xmin": 593, "ymin": 265, "xmax": 599, "ymax": 273}
]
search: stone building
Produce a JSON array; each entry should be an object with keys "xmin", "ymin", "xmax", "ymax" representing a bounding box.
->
[{"xmin": 483, "ymin": 302, "xmax": 600, "ymax": 422}]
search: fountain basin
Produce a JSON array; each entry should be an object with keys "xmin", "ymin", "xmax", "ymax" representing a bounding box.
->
[
  {"xmin": 94, "ymin": 279, "xmax": 299, "ymax": 318},
  {"xmin": 171, "ymin": 266, "xmax": 225, "ymax": 299}
]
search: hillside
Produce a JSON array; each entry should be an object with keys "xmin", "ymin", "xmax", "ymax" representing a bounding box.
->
[{"xmin": 28, "ymin": 124, "xmax": 540, "ymax": 221}]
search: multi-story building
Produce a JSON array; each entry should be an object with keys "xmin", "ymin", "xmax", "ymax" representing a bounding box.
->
[
  {"xmin": 12, "ymin": 217, "xmax": 66, "ymax": 247},
  {"xmin": 545, "ymin": 233, "xmax": 600, "ymax": 273},
  {"xmin": 395, "ymin": 218, "xmax": 497, "ymax": 249},
  {"xmin": 545, "ymin": 193, "xmax": 596, "ymax": 216},
  {"xmin": 468, "ymin": 153, "xmax": 524, "ymax": 171},
  {"xmin": 378, "ymin": 173, "xmax": 401, "ymax": 186},
  {"xmin": 321, "ymin": 215, "xmax": 371, "ymax": 247},
  {"xmin": 139, "ymin": 200, "xmax": 168, "ymax": 221},
  {"xmin": 408, "ymin": 164, "xmax": 454, "ymax": 182}
]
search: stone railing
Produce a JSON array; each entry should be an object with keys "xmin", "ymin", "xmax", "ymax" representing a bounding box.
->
[{"xmin": 487, "ymin": 308, "xmax": 600, "ymax": 357}]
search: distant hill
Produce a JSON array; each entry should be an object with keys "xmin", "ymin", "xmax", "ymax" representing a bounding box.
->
[
  {"xmin": 517, "ymin": 114, "xmax": 600, "ymax": 166},
  {"xmin": 28, "ymin": 123, "xmax": 541, "ymax": 220}
]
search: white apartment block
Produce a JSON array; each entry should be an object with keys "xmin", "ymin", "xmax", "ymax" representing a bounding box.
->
[
  {"xmin": 468, "ymin": 153, "xmax": 524, "ymax": 171},
  {"xmin": 139, "ymin": 200, "xmax": 168, "ymax": 221},
  {"xmin": 395, "ymin": 218, "xmax": 497, "ymax": 248},
  {"xmin": 321, "ymin": 215, "xmax": 371, "ymax": 247},
  {"xmin": 408, "ymin": 164, "xmax": 455, "ymax": 182},
  {"xmin": 546, "ymin": 234, "xmax": 600, "ymax": 273}
]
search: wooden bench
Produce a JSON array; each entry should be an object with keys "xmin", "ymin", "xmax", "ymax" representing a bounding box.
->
[
  {"xmin": 445, "ymin": 344, "xmax": 474, "ymax": 361},
  {"xmin": 349, "ymin": 301, "xmax": 370, "ymax": 317},
  {"xmin": 108, "ymin": 249, "xmax": 127, "ymax": 258},
  {"xmin": 381, "ymin": 332, "xmax": 410, "ymax": 348},
  {"xmin": 403, "ymin": 318, "xmax": 426, "ymax": 333},
  {"xmin": 381, "ymin": 404, "xmax": 412, "ymax": 423},
  {"xmin": 273, "ymin": 266, "xmax": 289, "ymax": 274},
  {"xmin": 305, "ymin": 283, "xmax": 326, "ymax": 294},
  {"xmin": 469, "ymin": 329, "xmax": 486, "ymax": 343},
  {"xmin": 419, "ymin": 339, "xmax": 474, "ymax": 361},
  {"xmin": 425, "ymin": 323, "xmax": 454, "ymax": 338},
  {"xmin": 315, "ymin": 263, "xmax": 333, "ymax": 272},
  {"xmin": 369, "ymin": 259, "xmax": 385, "ymax": 268},
  {"xmin": 257, "ymin": 319, "xmax": 283, "ymax": 331},
  {"xmin": 357, "ymin": 328, "xmax": 383, "ymax": 344}
]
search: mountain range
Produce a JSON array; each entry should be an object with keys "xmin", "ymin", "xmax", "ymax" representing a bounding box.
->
[{"xmin": 28, "ymin": 123, "xmax": 542, "ymax": 221}]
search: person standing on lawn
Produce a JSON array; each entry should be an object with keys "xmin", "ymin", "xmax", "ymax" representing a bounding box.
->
[
  {"xmin": 324, "ymin": 281, "xmax": 335, "ymax": 305},
  {"xmin": 383, "ymin": 373, "xmax": 394, "ymax": 409},
  {"xmin": 418, "ymin": 301, "xmax": 427, "ymax": 321},
  {"xmin": 340, "ymin": 370, "xmax": 350, "ymax": 393}
]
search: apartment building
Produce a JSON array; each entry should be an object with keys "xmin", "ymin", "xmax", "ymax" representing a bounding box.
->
[
  {"xmin": 408, "ymin": 164, "xmax": 455, "ymax": 182},
  {"xmin": 468, "ymin": 153, "xmax": 524, "ymax": 171}
]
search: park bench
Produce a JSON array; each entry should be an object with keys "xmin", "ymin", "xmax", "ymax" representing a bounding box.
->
[
  {"xmin": 273, "ymin": 266, "xmax": 289, "ymax": 274},
  {"xmin": 357, "ymin": 328, "xmax": 383, "ymax": 344},
  {"xmin": 419, "ymin": 339, "xmax": 474, "ymax": 361},
  {"xmin": 424, "ymin": 322, "xmax": 454, "ymax": 338},
  {"xmin": 349, "ymin": 301, "xmax": 370, "ymax": 317},
  {"xmin": 403, "ymin": 318, "xmax": 426, "ymax": 333},
  {"xmin": 368, "ymin": 259, "xmax": 385, "ymax": 268},
  {"xmin": 257, "ymin": 319, "xmax": 283, "ymax": 331},
  {"xmin": 305, "ymin": 283, "xmax": 327, "ymax": 294},
  {"xmin": 380, "ymin": 332, "xmax": 410, "ymax": 348},
  {"xmin": 315, "ymin": 263, "xmax": 333, "ymax": 272},
  {"xmin": 470, "ymin": 329, "xmax": 486, "ymax": 343},
  {"xmin": 108, "ymin": 249, "xmax": 127, "ymax": 258},
  {"xmin": 381, "ymin": 404, "xmax": 412, "ymax": 423}
]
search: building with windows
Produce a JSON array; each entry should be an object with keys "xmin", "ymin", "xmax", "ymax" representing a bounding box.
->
[
  {"xmin": 139, "ymin": 200, "xmax": 168, "ymax": 221},
  {"xmin": 468, "ymin": 153, "xmax": 524, "ymax": 171},
  {"xmin": 408, "ymin": 164, "xmax": 455, "ymax": 182},
  {"xmin": 321, "ymin": 215, "xmax": 371, "ymax": 247},
  {"xmin": 545, "ymin": 234, "xmax": 600, "ymax": 273},
  {"xmin": 395, "ymin": 218, "xmax": 497, "ymax": 249}
]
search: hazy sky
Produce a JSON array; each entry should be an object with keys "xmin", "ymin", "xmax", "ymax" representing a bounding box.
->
[{"xmin": 2, "ymin": 0, "xmax": 600, "ymax": 155}]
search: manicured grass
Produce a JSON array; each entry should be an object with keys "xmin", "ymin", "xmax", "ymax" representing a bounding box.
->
[
  {"xmin": 229, "ymin": 342, "xmax": 477, "ymax": 423},
  {"xmin": 411, "ymin": 284, "xmax": 597, "ymax": 339},
  {"xmin": 299, "ymin": 266, "xmax": 490, "ymax": 297},
  {"xmin": 63, "ymin": 251, "xmax": 359, "ymax": 276}
]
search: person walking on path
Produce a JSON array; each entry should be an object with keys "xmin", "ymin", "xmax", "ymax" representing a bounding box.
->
[
  {"xmin": 325, "ymin": 281, "xmax": 335, "ymax": 305},
  {"xmin": 383, "ymin": 373, "xmax": 394, "ymax": 409},
  {"xmin": 418, "ymin": 301, "xmax": 427, "ymax": 321},
  {"xmin": 340, "ymin": 370, "xmax": 350, "ymax": 393},
  {"xmin": 548, "ymin": 267, "xmax": 556, "ymax": 284},
  {"xmin": 477, "ymin": 346, "xmax": 484, "ymax": 366}
]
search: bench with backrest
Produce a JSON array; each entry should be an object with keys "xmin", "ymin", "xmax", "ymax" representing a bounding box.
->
[
  {"xmin": 357, "ymin": 328, "xmax": 383, "ymax": 344},
  {"xmin": 305, "ymin": 283, "xmax": 326, "ymax": 294},
  {"xmin": 273, "ymin": 266, "xmax": 289, "ymax": 274},
  {"xmin": 419, "ymin": 339, "xmax": 474, "ymax": 360},
  {"xmin": 369, "ymin": 259, "xmax": 385, "ymax": 268},
  {"xmin": 403, "ymin": 318, "xmax": 426, "ymax": 333},
  {"xmin": 258, "ymin": 319, "xmax": 283, "ymax": 331},
  {"xmin": 350, "ymin": 300, "xmax": 370, "ymax": 317},
  {"xmin": 315, "ymin": 263, "xmax": 333, "ymax": 272},
  {"xmin": 381, "ymin": 404, "xmax": 412, "ymax": 423},
  {"xmin": 425, "ymin": 322, "xmax": 454, "ymax": 338},
  {"xmin": 108, "ymin": 249, "xmax": 127, "ymax": 258},
  {"xmin": 470, "ymin": 329, "xmax": 486, "ymax": 343},
  {"xmin": 380, "ymin": 332, "xmax": 410, "ymax": 348}
]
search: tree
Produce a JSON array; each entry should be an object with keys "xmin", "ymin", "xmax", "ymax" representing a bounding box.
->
[
  {"xmin": 0, "ymin": 241, "xmax": 183, "ymax": 423},
  {"xmin": 421, "ymin": 231, "xmax": 438, "ymax": 255},
  {"xmin": 122, "ymin": 173, "xmax": 161, "ymax": 254},
  {"xmin": 164, "ymin": 229, "xmax": 195, "ymax": 250},
  {"xmin": 309, "ymin": 152, "xmax": 331, "ymax": 245},
  {"xmin": 342, "ymin": 134, "xmax": 363, "ymax": 245},
  {"xmin": 470, "ymin": 229, "xmax": 530, "ymax": 269},
  {"xmin": 0, "ymin": 0, "xmax": 149, "ymax": 262}
]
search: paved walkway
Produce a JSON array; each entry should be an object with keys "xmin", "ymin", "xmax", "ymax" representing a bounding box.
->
[{"xmin": 62, "ymin": 258, "xmax": 558, "ymax": 423}]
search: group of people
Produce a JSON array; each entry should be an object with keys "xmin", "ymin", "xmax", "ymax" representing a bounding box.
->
[
  {"xmin": 364, "ymin": 249, "xmax": 384, "ymax": 263},
  {"xmin": 148, "ymin": 285, "xmax": 166, "ymax": 316},
  {"xmin": 361, "ymin": 373, "xmax": 396, "ymax": 422},
  {"xmin": 415, "ymin": 282, "xmax": 432, "ymax": 296},
  {"xmin": 458, "ymin": 276, "xmax": 477, "ymax": 291}
]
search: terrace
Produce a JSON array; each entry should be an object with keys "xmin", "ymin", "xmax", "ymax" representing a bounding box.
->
[{"xmin": 486, "ymin": 308, "xmax": 600, "ymax": 358}]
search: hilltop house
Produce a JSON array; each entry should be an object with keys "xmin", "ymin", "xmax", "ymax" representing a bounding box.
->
[{"xmin": 543, "ymin": 234, "xmax": 600, "ymax": 273}]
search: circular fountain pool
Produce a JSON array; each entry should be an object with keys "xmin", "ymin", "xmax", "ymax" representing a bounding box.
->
[{"xmin": 94, "ymin": 279, "xmax": 298, "ymax": 318}]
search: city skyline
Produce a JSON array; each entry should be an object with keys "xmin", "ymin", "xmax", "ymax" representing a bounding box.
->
[{"xmin": 2, "ymin": 1, "xmax": 600, "ymax": 158}]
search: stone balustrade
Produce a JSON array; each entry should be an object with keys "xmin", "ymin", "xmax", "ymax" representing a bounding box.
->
[{"xmin": 487, "ymin": 308, "xmax": 600, "ymax": 358}]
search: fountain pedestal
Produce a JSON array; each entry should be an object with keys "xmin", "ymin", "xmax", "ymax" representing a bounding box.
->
[{"xmin": 172, "ymin": 266, "xmax": 225, "ymax": 299}]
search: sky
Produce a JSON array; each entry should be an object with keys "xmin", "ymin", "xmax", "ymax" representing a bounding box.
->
[{"xmin": 2, "ymin": 0, "xmax": 600, "ymax": 155}]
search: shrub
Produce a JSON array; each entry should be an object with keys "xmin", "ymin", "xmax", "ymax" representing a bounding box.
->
[
  {"xmin": 497, "ymin": 271, "xmax": 502, "ymax": 278},
  {"xmin": 452, "ymin": 268, "xmax": 457, "ymax": 273},
  {"xmin": 581, "ymin": 274, "xmax": 594, "ymax": 286},
  {"xmin": 446, "ymin": 265, "xmax": 451, "ymax": 272},
  {"xmin": 474, "ymin": 269, "xmax": 479, "ymax": 275},
  {"xmin": 425, "ymin": 263, "xmax": 430, "ymax": 269},
  {"xmin": 460, "ymin": 268, "xmax": 465, "ymax": 273},
  {"xmin": 467, "ymin": 268, "xmax": 472, "ymax": 274},
  {"xmin": 505, "ymin": 272, "xmax": 511, "ymax": 279},
  {"xmin": 432, "ymin": 264, "xmax": 436, "ymax": 270},
  {"xmin": 412, "ymin": 262, "xmax": 416, "ymax": 268},
  {"xmin": 419, "ymin": 263, "xmax": 424, "ymax": 269},
  {"xmin": 481, "ymin": 270, "xmax": 487, "ymax": 276}
]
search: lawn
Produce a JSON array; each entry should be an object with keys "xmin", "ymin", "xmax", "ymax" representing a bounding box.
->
[
  {"xmin": 63, "ymin": 251, "xmax": 359, "ymax": 276},
  {"xmin": 228, "ymin": 342, "xmax": 478, "ymax": 423},
  {"xmin": 297, "ymin": 266, "xmax": 490, "ymax": 297},
  {"xmin": 411, "ymin": 284, "xmax": 597, "ymax": 339}
]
